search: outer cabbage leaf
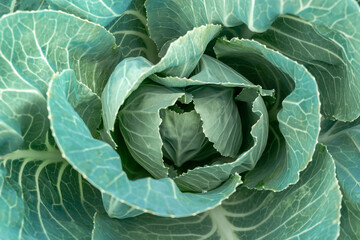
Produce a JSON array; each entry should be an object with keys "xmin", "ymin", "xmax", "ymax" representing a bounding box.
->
[
  {"xmin": 48, "ymin": 68, "xmax": 242, "ymax": 218},
  {"xmin": 0, "ymin": 0, "xmax": 48, "ymax": 16},
  {"xmin": 320, "ymin": 117, "xmax": 360, "ymax": 239},
  {"xmin": 0, "ymin": 9, "xmax": 118, "ymax": 236},
  {"xmin": 47, "ymin": 0, "xmax": 131, "ymax": 26},
  {"xmin": 1, "ymin": 143, "xmax": 104, "ymax": 240},
  {"xmin": 107, "ymin": 0, "xmax": 159, "ymax": 63},
  {"xmin": 91, "ymin": 144, "xmax": 341, "ymax": 240},
  {"xmin": 0, "ymin": 166, "xmax": 24, "ymax": 239},
  {"xmin": 0, "ymin": 69, "xmax": 105, "ymax": 240},
  {"xmin": 250, "ymin": 14, "xmax": 359, "ymax": 123},
  {"xmin": 47, "ymin": 0, "xmax": 159, "ymax": 64},
  {"xmin": 0, "ymin": 10, "xmax": 117, "ymax": 154},
  {"xmin": 145, "ymin": 0, "xmax": 360, "ymax": 121},
  {"xmin": 215, "ymin": 38, "xmax": 320, "ymax": 191}
]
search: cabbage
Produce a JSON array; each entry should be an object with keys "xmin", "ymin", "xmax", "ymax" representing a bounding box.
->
[{"xmin": 0, "ymin": 0, "xmax": 359, "ymax": 239}]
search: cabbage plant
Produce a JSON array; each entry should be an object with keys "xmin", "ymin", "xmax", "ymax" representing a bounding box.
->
[{"xmin": 0, "ymin": 0, "xmax": 359, "ymax": 239}]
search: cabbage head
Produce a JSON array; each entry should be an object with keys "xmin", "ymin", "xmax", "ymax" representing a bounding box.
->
[{"xmin": 0, "ymin": 0, "xmax": 360, "ymax": 239}]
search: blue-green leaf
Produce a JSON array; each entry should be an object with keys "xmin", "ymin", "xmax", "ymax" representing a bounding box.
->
[
  {"xmin": 48, "ymin": 0, "xmax": 159, "ymax": 64},
  {"xmin": 215, "ymin": 38, "xmax": 320, "ymax": 191},
  {"xmin": 0, "ymin": 135, "xmax": 103, "ymax": 240},
  {"xmin": 47, "ymin": 0, "xmax": 131, "ymax": 26},
  {"xmin": 101, "ymin": 57, "xmax": 153, "ymax": 133},
  {"xmin": 48, "ymin": 67, "xmax": 242, "ymax": 218},
  {"xmin": 0, "ymin": 166, "xmax": 24, "ymax": 239},
  {"xmin": 0, "ymin": 10, "xmax": 117, "ymax": 156},
  {"xmin": 62, "ymin": 70, "xmax": 102, "ymax": 137},
  {"xmin": 150, "ymin": 54, "xmax": 257, "ymax": 88},
  {"xmin": 101, "ymin": 193, "xmax": 143, "ymax": 219},
  {"xmin": 320, "ymin": 117, "xmax": 360, "ymax": 239},
  {"xmin": 0, "ymin": 0, "xmax": 48, "ymax": 16},
  {"xmin": 107, "ymin": 0, "xmax": 159, "ymax": 63},
  {"xmin": 91, "ymin": 144, "xmax": 341, "ymax": 240},
  {"xmin": 2, "ymin": 69, "xmax": 105, "ymax": 239}
]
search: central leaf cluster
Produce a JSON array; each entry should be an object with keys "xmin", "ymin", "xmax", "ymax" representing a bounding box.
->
[{"xmin": 118, "ymin": 83, "xmax": 243, "ymax": 179}]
